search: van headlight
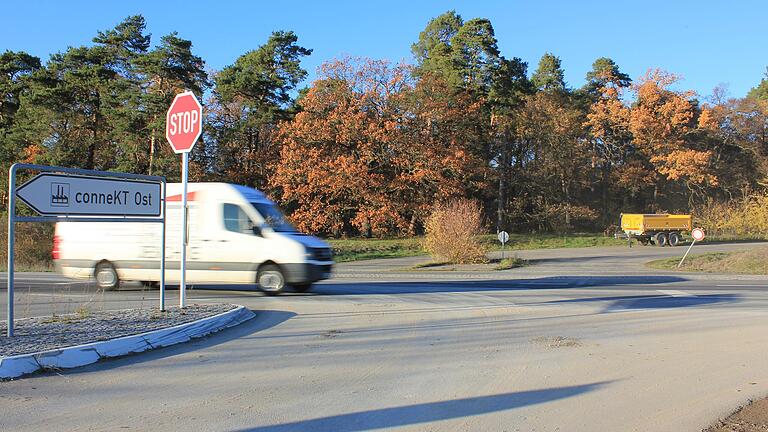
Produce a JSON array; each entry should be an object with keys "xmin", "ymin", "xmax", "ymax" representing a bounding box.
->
[{"xmin": 305, "ymin": 247, "xmax": 332, "ymax": 261}]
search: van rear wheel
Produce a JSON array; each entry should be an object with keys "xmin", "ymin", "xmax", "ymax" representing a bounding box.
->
[
  {"xmin": 257, "ymin": 264, "xmax": 286, "ymax": 296},
  {"xmin": 95, "ymin": 261, "xmax": 119, "ymax": 291}
]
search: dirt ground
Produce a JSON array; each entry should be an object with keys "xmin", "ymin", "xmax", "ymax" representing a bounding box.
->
[{"xmin": 706, "ymin": 398, "xmax": 768, "ymax": 432}]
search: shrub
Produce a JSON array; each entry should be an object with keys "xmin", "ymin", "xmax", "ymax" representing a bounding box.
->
[
  {"xmin": 540, "ymin": 203, "xmax": 600, "ymax": 233},
  {"xmin": 424, "ymin": 199, "xmax": 487, "ymax": 264},
  {"xmin": 0, "ymin": 216, "xmax": 54, "ymax": 271},
  {"xmin": 693, "ymin": 194, "xmax": 768, "ymax": 238}
]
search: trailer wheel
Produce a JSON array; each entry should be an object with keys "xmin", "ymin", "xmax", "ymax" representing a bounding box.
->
[
  {"xmin": 655, "ymin": 232, "xmax": 668, "ymax": 247},
  {"xmin": 668, "ymin": 232, "xmax": 682, "ymax": 247},
  {"xmin": 94, "ymin": 261, "xmax": 119, "ymax": 290}
]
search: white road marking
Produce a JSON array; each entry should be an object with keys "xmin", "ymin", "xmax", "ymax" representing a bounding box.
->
[
  {"xmin": 717, "ymin": 284, "xmax": 766, "ymax": 287},
  {"xmin": 657, "ymin": 289, "xmax": 696, "ymax": 297}
]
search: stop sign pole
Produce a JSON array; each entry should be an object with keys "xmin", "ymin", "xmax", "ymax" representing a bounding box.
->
[{"xmin": 166, "ymin": 91, "xmax": 202, "ymax": 308}]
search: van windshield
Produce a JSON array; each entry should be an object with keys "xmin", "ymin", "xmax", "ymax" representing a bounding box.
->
[{"xmin": 250, "ymin": 202, "xmax": 296, "ymax": 233}]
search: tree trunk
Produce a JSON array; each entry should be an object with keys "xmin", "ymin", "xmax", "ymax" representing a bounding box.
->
[
  {"xmin": 408, "ymin": 213, "xmax": 418, "ymax": 236},
  {"xmin": 497, "ymin": 159, "xmax": 506, "ymax": 233},
  {"xmin": 87, "ymin": 143, "xmax": 95, "ymax": 170},
  {"xmin": 601, "ymin": 163, "xmax": 610, "ymax": 226},
  {"xmin": 149, "ymin": 131, "xmax": 155, "ymax": 175}
]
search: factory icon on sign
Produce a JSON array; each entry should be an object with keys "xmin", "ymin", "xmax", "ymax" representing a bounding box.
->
[{"xmin": 51, "ymin": 183, "xmax": 70, "ymax": 207}]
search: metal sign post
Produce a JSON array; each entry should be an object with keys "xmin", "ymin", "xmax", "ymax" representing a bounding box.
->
[
  {"xmin": 6, "ymin": 164, "xmax": 166, "ymax": 337},
  {"xmin": 180, "ymin": 153, "xmax": 189, "ymax": 308},
  {"xmin": 678, "ymin": 228, "xmax": 706, "ymax": 268},
  {"xmin": 7, "ymin": 169, "xmax": 17, "ymax": 337},
  {"xmin": 165, "ymin": 91, "xmax": 202, "ymax": 309},
  {"xmin": 498, "ymin": 231, "xmax": 509, "ymax": 260}
]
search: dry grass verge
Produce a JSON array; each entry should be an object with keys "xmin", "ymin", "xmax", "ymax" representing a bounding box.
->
[{"xmin": 647, "ymin": 247, "xmax": 768, "ymax": 275}]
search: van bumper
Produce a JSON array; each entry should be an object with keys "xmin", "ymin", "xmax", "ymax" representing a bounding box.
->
[{"xmin": 283, "ymin": 262, "xmax": 333, "ymax": 284}]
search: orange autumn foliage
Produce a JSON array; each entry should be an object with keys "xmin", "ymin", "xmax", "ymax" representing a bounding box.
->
[
  {"xmin": 271, "ymin": 57, "xmax": 488, "ymax": 236},
  {"xmin": 629, "ymin": 69, "xmax": 718, "ymax": 192}
]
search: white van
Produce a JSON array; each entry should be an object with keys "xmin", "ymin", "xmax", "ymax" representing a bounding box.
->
[{"xmin": 54, "ymin": 182, "xmax": 333, "ymax": 294}]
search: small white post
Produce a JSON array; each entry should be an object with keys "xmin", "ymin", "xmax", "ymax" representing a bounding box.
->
[{"xmin": 677, "ymin": 239, "xmax": 697, "ymax": 268}]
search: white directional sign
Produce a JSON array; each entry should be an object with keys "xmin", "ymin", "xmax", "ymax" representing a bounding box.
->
[
  {"xmin": 498, "ymin": 231, "xmax": 509, "ymax": 244},
  {"xmin": 16, "ymin": 173, "xmax": 161, "ymax": 217}
]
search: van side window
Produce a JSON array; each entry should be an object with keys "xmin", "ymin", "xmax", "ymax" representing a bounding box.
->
[{"xmin": 223, "ymin": 204, "xmax": 254, "ymax": 234}]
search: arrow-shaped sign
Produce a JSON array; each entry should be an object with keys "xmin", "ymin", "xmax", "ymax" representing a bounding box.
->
[{"xmin": 16, "ymin": 173, "xmax": 161, "ymax": 217}]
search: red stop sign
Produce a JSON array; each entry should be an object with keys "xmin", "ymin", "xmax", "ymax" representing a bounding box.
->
[{"xmin": 166, "ymin": 91, "xmax": 202, "ymax": 153}]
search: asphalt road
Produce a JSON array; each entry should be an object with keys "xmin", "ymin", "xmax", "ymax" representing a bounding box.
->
[{"xmin": 2, "ymin": 242, "xmax": 768, "ymax": 431}]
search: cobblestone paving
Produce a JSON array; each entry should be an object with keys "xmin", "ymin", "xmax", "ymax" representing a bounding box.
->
[{"xmin": 0, "ymin": 303, "xmax": 237, "ymax": 357}]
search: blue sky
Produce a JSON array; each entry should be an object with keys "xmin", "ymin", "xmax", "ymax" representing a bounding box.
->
[{"xmin": 2, "ymin": 0, "xmax": 766, "ymax": 99}]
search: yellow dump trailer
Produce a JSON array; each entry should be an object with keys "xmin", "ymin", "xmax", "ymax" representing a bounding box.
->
[{"xmin": 619, "ymin": 213, "xmax": 692, "ymax": 247}]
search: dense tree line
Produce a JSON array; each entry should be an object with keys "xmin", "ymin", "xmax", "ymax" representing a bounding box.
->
[{"xmin": 2, "ymin": 13, "xmax": 767, "ymax": 236}]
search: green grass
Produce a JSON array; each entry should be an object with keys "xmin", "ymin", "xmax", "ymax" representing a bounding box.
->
[
  {"xmin": 647, "ymin": 247, "xmax": 768, "ymax": 274},
  {"xmin": 329, "ymin": 233, "xmax": 626, "ymax": 263},
  {"xmin": 494, "ymin": 257, "xmax": 527, "ymax": 270},
  {"xmin": 328, "ymin": 237, "xmax": 425, "ymax": 262},
  {"xmin": 399, "ymin": 257, "xmax": 527, "ymax": 271},
  {"xmin": 0, "ymin": 263, "xmax": 54, "ymax": 272},
  {"xmin": 479, "ymin": 233, "xmax": 625, "ymax": 251}
]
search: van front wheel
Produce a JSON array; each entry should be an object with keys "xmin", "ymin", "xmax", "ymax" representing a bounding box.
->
[
  {"xmin": 257, "ymin": 265, "xmax": 286, "ymax": 295},
  {"xmin": 95, "ymin": 261, "xmax": 119, "ymax": 291}
]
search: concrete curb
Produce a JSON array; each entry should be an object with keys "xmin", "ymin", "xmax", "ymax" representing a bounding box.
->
[{"xmin": 0, "ymin": 305, "xmax": 255, "ymax": 380}]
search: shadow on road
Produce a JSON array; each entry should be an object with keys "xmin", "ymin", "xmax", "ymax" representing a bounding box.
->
[
  {"xmin": 24, "ymin": 309, "xmax": 296, "ymax": 380},
  {"xmin": 308, "ymin": 275, "xmax": 688, "ymax": 296},
  {"xmin": 527, "ymin": 255, "xmax": 618, "ymax": 264},
  {"xmin": 545, "ymin": 293, "xmax": 740, "ymax": 312},
  {"xmin": 607, "ymin": 293, "xmax": 739, "ymax": 311},
  {"xmin": 233, "ymin": 381, "xmax": 612, "ymax": 432}
]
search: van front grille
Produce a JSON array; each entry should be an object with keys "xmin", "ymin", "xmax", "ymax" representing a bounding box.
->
[{"xmin": 310, "ymin": 248, "xmax": 333, "ymax": 261}]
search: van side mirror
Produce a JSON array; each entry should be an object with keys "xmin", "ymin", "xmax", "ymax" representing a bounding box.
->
[{"xmin": 251, "ymin": 225, "xmax": 262, "ymax": 237}]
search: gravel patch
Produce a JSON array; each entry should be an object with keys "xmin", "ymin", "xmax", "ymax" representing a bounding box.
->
[
  {"xmin": 705, "ymin": 397, "xmax": 768, "ymax": 432},
  {"xmin": 0, "ymin": 304, "xmax": 238, "ymax": 357},
  {"xmin": 531, "ymin": 336, "xmax": 583, "ymax": 348}
]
